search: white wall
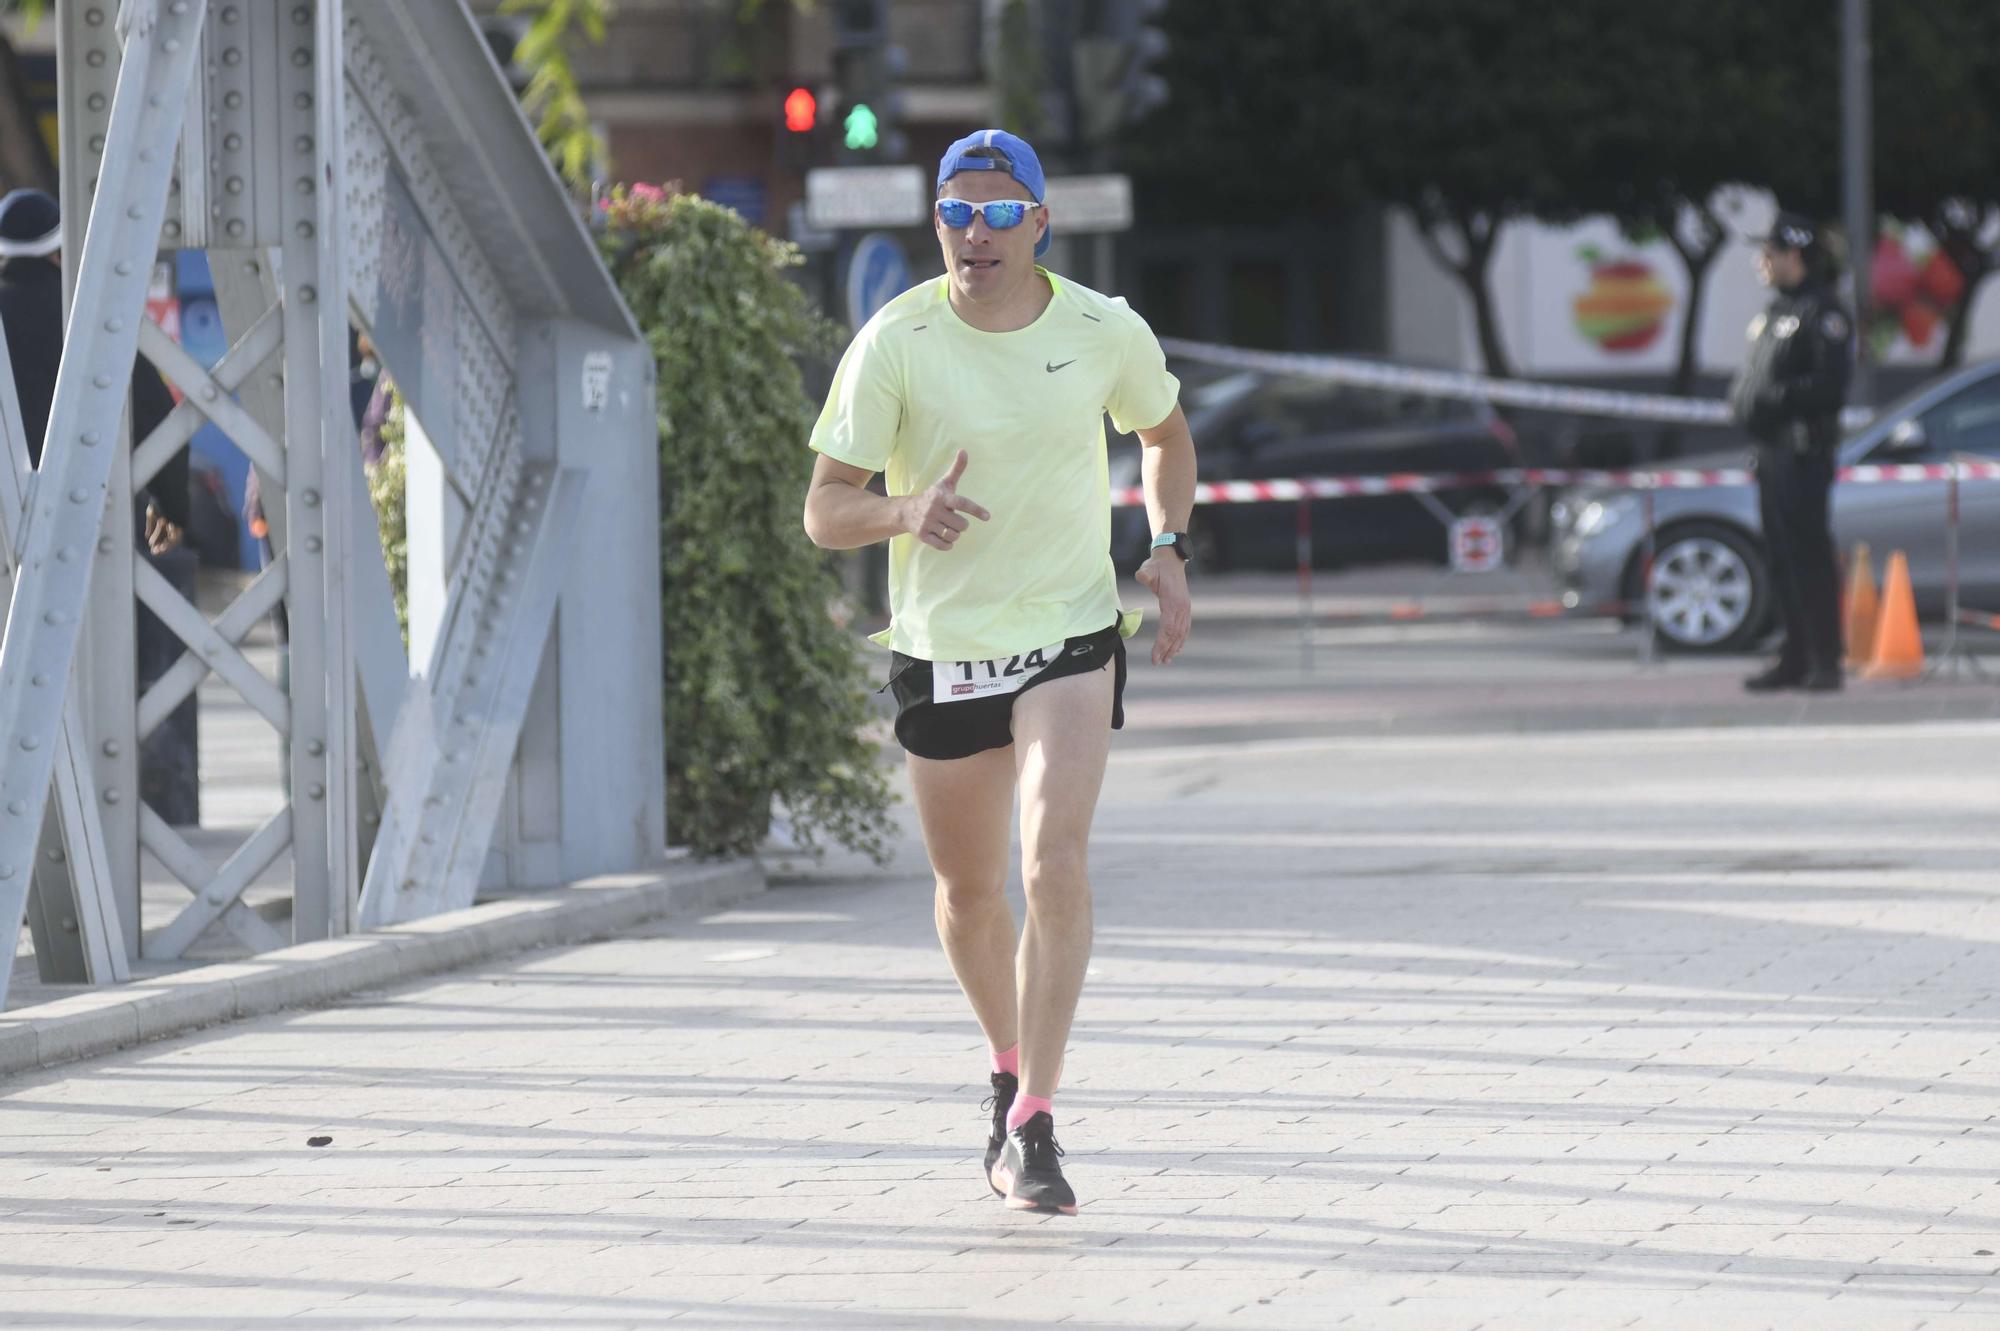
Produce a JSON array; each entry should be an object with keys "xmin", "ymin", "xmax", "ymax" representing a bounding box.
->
[
  {"xmin": 402, "ymin": 410, "xmax": 463, "ymax": 678},
  {"xmin": 1384, "ymin": 209, "xmax": 1463, "ymax": 367},
  {"xmin": 1400, "ymin": 190, "xmax": 2000, "ymax": 377}
]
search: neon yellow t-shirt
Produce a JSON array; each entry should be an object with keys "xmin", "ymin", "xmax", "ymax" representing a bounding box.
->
[{"xmin": 809, "ymin": 270, "xmax": 1180, "ymax": 662}]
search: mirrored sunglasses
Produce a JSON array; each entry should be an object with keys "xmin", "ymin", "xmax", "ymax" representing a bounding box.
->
[{"xmin": 935, "ymin": 198, "xmax": 1041, "ymax": 230}]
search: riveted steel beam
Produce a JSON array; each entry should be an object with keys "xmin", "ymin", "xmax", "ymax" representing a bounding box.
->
[{"xmin": 0, "ymin": 0, "xmax": 207, "ymax": 1003}]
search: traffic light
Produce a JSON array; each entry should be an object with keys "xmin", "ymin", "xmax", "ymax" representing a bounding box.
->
[
  {"xmin": 843, "ymin": 102, "xmax": 880, "ymax": 152},
  {"xmin": 784, "ymin": 86, "xmax": 818, "ymax": 135},
  {"xmin": 830, "ymin": 0, "xmax": 907, "ymax": 162},
  {"xmin": 1070, "ymin": 0, "xmax": 1170, "ymax": 147},
  {"xmin": 777, "ymin": 83, "xmax": 827, "ymax": 175},
  {"xmin": 1116, "ymin": 0, "xmax": 1171, "ymax": 123}
]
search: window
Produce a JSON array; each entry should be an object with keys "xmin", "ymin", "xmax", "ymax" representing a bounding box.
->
[
  {"xmin": 1253, "ymin": 378, "xmax": 1477, "ymax": 440},
  {"xmin": 1920, "ymin": 376, "xmax": 2000, "ymax": 459}
]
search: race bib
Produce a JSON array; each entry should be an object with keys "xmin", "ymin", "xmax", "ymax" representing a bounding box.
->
[{"xmin": 933, "ymin": 640, "xmax": 1067, "ymax": 705}]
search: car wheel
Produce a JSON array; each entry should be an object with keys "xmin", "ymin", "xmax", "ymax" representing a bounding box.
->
[{"xmin": 1636, "ymin": 520, "xmax": 1770, "ymax": 653}]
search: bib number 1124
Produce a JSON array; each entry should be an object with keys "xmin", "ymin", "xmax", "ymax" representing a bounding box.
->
[{"xmin": 934, "ymin": 642, "xmax": 1064, "ymax": 704}]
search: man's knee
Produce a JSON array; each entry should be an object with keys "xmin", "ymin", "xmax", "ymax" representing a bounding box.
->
[
  {"xmin": 1022, "ymin": 840, "xmax": 1089, "ymax": 906},
  {"xmin": 934, "ymin": 871, "xmax": 1005, "ymax": 916}
]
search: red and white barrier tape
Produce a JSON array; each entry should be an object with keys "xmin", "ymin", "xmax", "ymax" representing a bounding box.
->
[
  {"xmin": 1111, "ymin": 460, "xmax": 2000, "ymax": 509},
  {"xmin": 1160, "ymin": 338, "xmax": 1878, "ymax": 431},
  {"xmin": 1839, "ymin": 461, "xmax": 2000, "ymax": 484}
]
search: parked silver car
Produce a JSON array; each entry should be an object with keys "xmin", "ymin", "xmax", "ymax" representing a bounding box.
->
[{"xmin": 1552, "ymin": 359, "xmax": 2000, "ymax": 651}]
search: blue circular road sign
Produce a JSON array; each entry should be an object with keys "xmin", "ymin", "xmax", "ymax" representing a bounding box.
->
[{"xmin": 846, "ymin": 232, "xmax": 910, "ymax": 330}]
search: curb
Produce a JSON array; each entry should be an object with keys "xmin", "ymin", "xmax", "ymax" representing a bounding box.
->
[{"xmin": 0, "ymin": 859, "xmax": 764, "ymax": 1079}]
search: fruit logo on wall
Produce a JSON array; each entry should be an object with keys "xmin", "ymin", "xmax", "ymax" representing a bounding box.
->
[
  {"xmin": 1870, "ymin": 226, "xmax": 1964, "ymax": 352},
  {"xmin": 1571, "ymin": 247, "xmax": 1675, "ymax": 353}
]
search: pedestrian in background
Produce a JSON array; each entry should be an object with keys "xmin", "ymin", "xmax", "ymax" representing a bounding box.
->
[
  {"xmin": 0, "ymin": 188, "xmax": 187, "ymax": 552},
  {"xmin": 0, "ymin": 188, "xmax": 199, "ymax": 819},
  {"xmin": 1729, "ymin": 210, "xmax": 1853, "ymax": 692}
]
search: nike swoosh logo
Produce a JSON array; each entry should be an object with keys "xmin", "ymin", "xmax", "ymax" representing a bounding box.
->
[{"xmin": 1046, "ymin": 359, "xmax": 1076, "ymax": 373}]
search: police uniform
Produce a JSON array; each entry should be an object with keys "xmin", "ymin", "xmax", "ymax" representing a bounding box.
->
[{"xmin": 1727, "ymin": 212, "xmax": 1852, "ymax": 691}]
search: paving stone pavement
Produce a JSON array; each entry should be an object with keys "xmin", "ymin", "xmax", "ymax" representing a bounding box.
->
[{"xmin": 3, "ymin": 720, "xmax": 1999, "ymax": 1329}]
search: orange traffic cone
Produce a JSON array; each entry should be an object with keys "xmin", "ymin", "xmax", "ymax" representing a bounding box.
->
[
  {"xmin": 1843, "ymin": 542, "xmax": 1878, "ymax": 668},
  {"xmin": 1863, "ymin": 550, "xmax": 1923, "ymax": 680}
]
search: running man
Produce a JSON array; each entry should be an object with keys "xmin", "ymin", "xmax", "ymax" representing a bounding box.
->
[{"xmin": 803, "ymin": 130, "xmax": 1196, "ymax": 1215}]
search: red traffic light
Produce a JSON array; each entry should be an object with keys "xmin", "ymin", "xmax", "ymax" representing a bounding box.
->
[{"xmin": 784, "ymin": 86, "xmax": 817, "ymax": 134}]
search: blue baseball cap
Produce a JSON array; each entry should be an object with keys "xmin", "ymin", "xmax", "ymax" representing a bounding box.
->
[{"xmin": 936, "ymin": 129, "xmax": 1051, "ymax": 259}]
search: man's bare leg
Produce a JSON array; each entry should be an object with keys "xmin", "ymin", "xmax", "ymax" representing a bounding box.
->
[
  {"xmin": 1010, "ymin": 667, "xmax": 1115, "ymax": 1101},
  {"xmin": 908, "ymin": 744, "xmax": 1020, "ymax": 1055}
]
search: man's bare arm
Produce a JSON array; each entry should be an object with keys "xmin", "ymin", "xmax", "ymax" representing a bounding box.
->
[
  {"xmin": 804, "ymin": 450, "xmax": 991, "ymax": 552},
  {"xmin": 1137, "ymin": 404, "xmax": 1195, "ymax": 539},
  {"xmin": 1133, "ymin": 404, "xmax": 1196, "ymax": 666}
]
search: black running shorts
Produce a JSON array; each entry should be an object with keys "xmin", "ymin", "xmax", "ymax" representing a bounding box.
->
[{"xmin": 888, "ymin": 620, "xmax": 1128, "ymax": 761}]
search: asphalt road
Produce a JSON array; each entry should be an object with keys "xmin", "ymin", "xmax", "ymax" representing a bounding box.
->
[
  {"xmin": 7, "ymin": 567, "xmax": 2000, "ymax": 1328},
  {"xmin": 1109, "ymin": 566, "xmax": 2000, "ymax": 749},
  {"xmin": 7, "ymin": 694, "xmax": 1999, "ymax": 1328}
]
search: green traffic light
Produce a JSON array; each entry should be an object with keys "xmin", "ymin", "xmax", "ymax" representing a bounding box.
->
[{"xmin": 844, "ymin": 103, "xmax": 879, "ymax": 151}]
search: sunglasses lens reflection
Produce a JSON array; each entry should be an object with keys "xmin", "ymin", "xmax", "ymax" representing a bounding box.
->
[{"xmin": 937, "ymin": 200, "xmax": 1028, "ymax": 230}]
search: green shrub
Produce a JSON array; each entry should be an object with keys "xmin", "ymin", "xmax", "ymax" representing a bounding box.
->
[
  {"xmin": 368, "ymin": 389, "xmax": 409, "ymax": 645},
  {"xmin": 597, "ymin": 183, "xmax": 894, "ymax": 862}
]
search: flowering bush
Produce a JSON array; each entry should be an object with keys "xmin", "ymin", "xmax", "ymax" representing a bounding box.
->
[
  {"xmin": 595, "ymin": 183, "xmax": 894, "ymax": 862},
  {"xmin": 367, "ymin": 390, "xmax": 408, "ymax": 645}
]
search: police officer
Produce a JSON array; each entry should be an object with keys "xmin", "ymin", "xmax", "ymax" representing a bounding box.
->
[{"xmin": 1729, "ymin": 210, "xmax": 1852, "ymax": 692}]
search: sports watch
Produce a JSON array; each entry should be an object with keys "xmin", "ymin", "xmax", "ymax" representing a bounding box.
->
[{"xmin": 1150, "ymin": 531, "xmax": 1193, "ymax": 564}]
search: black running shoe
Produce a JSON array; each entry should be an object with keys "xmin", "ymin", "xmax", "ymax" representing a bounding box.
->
[
  {"xmin": 990, "ymin": 1111, "xmax": 1076, "ymax": 1215},
  {"xmin": 981, "ymin": 1071, "xmax": 1017, "ymax": 1195}
]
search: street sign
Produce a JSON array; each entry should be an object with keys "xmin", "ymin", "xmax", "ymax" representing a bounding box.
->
[
  {"xmin": 581, "ymin": 350, "xmax": 613, "ymax": 414},
  {"xmin": 806, "ymin": 165, "xmax": 927, "ymax": 230},
  {"xmin": 846, "ymin": 232, "xmax": 910, "ymax": 330},
  {"xmin": 1450, "ymin": 516, "xmax": 1506, "ymax": 574},
  {"xmin": 1043, "ymin": 174, "xmax": 1133, "ymax": 234}
]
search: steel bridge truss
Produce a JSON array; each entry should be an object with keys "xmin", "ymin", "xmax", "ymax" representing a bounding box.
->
[{"xmin": 0, "ymin": 0, "xmax": 664, "ymax": 1007}]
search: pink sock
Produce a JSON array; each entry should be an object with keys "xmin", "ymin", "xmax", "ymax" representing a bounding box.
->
[
  {"xmin": 1006, "ymin": 1093, "xmax": 1053, "ymax": 1132},
  {"xmin": 991, "ymin": 1044, "xmax": 1020, "ymax": 1077}
]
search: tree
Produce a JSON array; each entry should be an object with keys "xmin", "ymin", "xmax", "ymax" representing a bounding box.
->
[
  {"xmin": 993, "ymin": 0, "xmax": 1048, "ymax": 141},
  {"xmin": 1115, "ymin": 0, "xmax": 1339, "ymax": 219},
  {"xmin": 1582, "ymin": 5, "xmax": 1809, "ymax": 400},
  {"xmin": 595, "ymin": 184, "xmax": 894, "ymax": 861},
  {"xmin": 500, "ymin": 0, "xmax": 613, "ymax": 193},
  {"xmin": 500, "ymin": 0, "xmax": 816, "ymax": 193},
  {"xmin": 1873, "ymin": 0, "xmax": 2000, "ymax": 367},
  {"xmin": 1348, "ymin": 0, "xmax": 1621, "ymax": 378},
  {"xmin": 1124, "ymin": 0, "xmax": 1610, "ymax": 377},
  {"xmin": 1608, "ymin": 0, "xmax": 2000, "ymax": 373}
]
